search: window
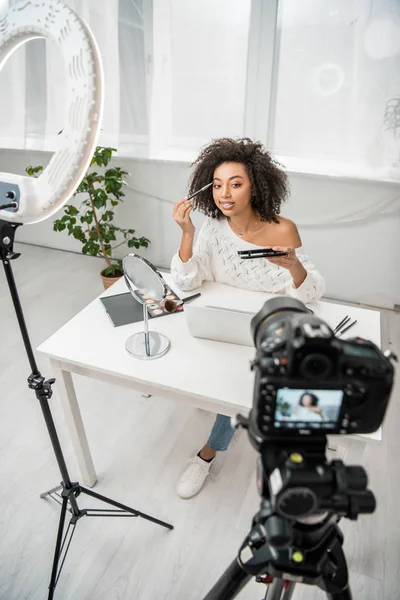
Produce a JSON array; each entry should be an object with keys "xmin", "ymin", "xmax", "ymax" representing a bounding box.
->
[
  {"xmin": 268, "ymin": 0, "xmax": 400, "ymax": 180},
  {"xmin": 0, "ymin": 0, "xmax": 399, "ymax": 181},
  {"xmin": 118, "ymin": 0, "xmax": 151, "ymax": 156},
  {"xmin": 146, "ymin": 0, "xmax": 251, "ymax": 160}
]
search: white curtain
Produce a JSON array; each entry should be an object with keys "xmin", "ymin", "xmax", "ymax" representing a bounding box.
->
[{"xmin": 0, "ymin": 0, "xmax": 251, "ymax": 158}]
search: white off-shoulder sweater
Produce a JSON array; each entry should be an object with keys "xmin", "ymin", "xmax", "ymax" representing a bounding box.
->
[{"xmin": 171, "ymin": 217, "xmax": 325, "ymax": 304}]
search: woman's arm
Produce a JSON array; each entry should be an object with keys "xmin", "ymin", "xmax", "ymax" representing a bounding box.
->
[
  {"xmin": 173, "ymin": 198, "xmax": 196, "ymax": 262},
  {"xmin": 171, "ymin": 218, "xmax": 213, "ymax": 290},
  {"xmin": 288, "ymin": 261, "xmax": 307, "ymax": 289},
  {"xmin": 285, "ymin": 249, "xmax": 326, "ymax": 303},
  {"xmin": 267, "ymin": 219, "xmax": 305, "ymax": 286},
  {"xmin": 179, "ymin": 231, "xmax": 195, "ymax": 263},
  {"xmin": 267, "ymin": 219, "xmax": 325, "ymax": 303}
]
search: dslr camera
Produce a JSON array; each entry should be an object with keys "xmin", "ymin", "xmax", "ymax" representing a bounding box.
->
[
  {"xmin": 250, "ymin": 297, "xmax": 393, "ymax": 441},
  {"xmin": 204, "ymin": 297, "xmax": 396, "ymax": 600}
]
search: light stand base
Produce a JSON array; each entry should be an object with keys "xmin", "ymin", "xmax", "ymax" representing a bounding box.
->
[
  {"xmin": 125, "ymin": 331, "xmax": 170, "ymax": 359},
  {"xmin": 40, "ymin": 477, "xmax": 173, "ymax": 599}
]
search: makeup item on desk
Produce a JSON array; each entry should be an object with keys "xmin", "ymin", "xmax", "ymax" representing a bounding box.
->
[
  {"xmin": 163, "ymin": 292, "xmax": 202, "ymax": 314},
  {"xmin": 186, "ymin": 182, "xmax": 213, "ymax": 201},
  {"xmin": 100, "ymin": 292, "xmax": 145, "ymax": 327},
  {"xmin": 100, "ymin": 284, "xmax": 189, "ymax": 326},
  {"xmin": 337, "ymin": 320, "xmax": 357, "ymax": 337},
  {"xmin": 135, "ymin": 286, "xmax": 183, "ymax": 318},
  {"xmin": 333, "ymin": 315, "xmax": 351, "ymax": 334}
]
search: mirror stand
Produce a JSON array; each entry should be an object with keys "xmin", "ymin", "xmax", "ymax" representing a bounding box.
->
[{"xmin": 125, "ymin": 292, "xmax": 170, "ymax": 360}]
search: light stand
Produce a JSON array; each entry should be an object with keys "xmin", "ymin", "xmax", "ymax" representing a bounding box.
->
[{"xmin": 0, "ymin": 219, "xmax": 173, "ymax": 600}]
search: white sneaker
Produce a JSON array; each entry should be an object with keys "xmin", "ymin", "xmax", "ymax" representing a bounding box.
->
[{"xmin": 177, "ymin": 455, "xmax": 213, "ymax": 499}]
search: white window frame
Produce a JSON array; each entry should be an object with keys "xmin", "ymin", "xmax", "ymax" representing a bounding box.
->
[
  {"xmin": 117, "ymin": 0, "xmax": 153, "ymax": 158},
  {"xmin": 243, "ymin": 0, "xmax": 279, "ymax": 147}
]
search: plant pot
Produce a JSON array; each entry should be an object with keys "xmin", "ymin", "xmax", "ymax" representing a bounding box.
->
[{"xmin": 101, "ymin": 269, "xmax": 123, "ymax": 290}]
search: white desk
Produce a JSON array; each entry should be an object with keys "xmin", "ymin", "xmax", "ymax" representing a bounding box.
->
[{"xmin": 37, "ymin": 276, "xmax": 381, "ymax": 487}]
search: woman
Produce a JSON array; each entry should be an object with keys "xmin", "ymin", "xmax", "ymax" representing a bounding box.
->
[
  {"xmin": 298, "ymin": 392, "xmax": 324, "ymax": 419},
  {"xmin": 171, "ymin": 138, "xmax": 325, "ymax": 499}
]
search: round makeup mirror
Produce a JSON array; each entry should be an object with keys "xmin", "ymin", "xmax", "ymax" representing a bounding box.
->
[{"xmin": 123, "ymin": 254, "xmax": 170, "ymax": 359}]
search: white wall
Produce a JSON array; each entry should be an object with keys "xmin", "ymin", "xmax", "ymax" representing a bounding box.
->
[{"xmin": 1, "ymin": 149, "xmax": 399, "ymax": 309}]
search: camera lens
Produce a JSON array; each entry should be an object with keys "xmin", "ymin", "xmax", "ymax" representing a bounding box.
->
[
  {"xmin": 251, "ymin": 297, "xmax": 308, "ymax": 346},
  {"xmin": 300, "ymin": 353, "xmax": 332, "ymax": 379}
]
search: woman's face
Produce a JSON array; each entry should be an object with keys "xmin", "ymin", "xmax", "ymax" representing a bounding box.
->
[
  {"xmin": 212, "ymin": 162, "xmax": 252, "ymax": 217},
  {"xmin": 302, "ymin": 394, "xmax": 313, "ymax": 407}
]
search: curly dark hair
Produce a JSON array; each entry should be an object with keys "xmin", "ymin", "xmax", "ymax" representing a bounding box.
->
[
  {"xmin": 299, "ymin": 392, "xmax": 319, "ymax": 407},
  {"xmin": 188, "ymin": 138, "xmax": 289, "ymax": 223}
]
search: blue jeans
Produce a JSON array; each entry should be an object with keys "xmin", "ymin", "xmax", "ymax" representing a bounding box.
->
[{"xmin": 207, "ymin": 414, "xmax": 235, "ymax": 452}]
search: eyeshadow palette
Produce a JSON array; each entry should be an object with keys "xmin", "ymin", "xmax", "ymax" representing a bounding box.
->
[
  {"xmin": 134, "ymin": 286, "xmax": 183, "ymax": 318},
  {"xmin": 100, "ymin": 286, "xmax": 183, "ymax": 327}
]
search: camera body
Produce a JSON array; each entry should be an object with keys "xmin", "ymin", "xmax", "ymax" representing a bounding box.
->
[{"xmin": 250, "ymin": 298, "xmax": 394, "ymax": 442}]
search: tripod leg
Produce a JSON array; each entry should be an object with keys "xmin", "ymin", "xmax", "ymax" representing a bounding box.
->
[
  {"xmin": 41, "ymin": 484, "xmax": 67, "ymax": 509},
  {"xmin": 265, "ymin": 578, "xmax": 284, "ymax": 599},
  {"xmin": 203, "ymin": 557, "xmax": 253, "ymax": 600},
  {"xmin": 48, "ymin": 495, "xmax": 77, "ymax": 599},
  {"xmin": 263, "ymin": 579, "xmax": 296, "ymax": 600},
  {"xmin": 321, "ymin": 531, "xmax": 352, "ymax": 600},
  {"xmin": 41, "ymin": 484, "xmax": 63, "ymax": 498},
  {"xmin": 282, "ymin": 582, "xmax": 295, "ymax": 599},
  {"xmin": 80, "ymin": 486, "xmax": 173, "ymax": 530}
]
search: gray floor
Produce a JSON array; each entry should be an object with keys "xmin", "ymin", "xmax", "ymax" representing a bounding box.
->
[{"xmin": 0, "ymin": 243, "xmax": 399, "ymax": 600}]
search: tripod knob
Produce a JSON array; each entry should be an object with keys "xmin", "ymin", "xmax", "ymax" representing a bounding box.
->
[
  {"xmin": 266, "ymin": 515, "xmax": 292, "ymax": 549},
  {"xmin": 6, "ymin": 251, "xmax": 21, "ymax": 260},
  {"xmin": 276, "ymin": 486, "xmax": 318, "ymax": 518},
  {"xmin": 348, "ymin": 491, "xmax": 376, "ymax": 518},
  {"xmin": 346, "ymin": 466, "xmax": 368, "ymax": 491}
]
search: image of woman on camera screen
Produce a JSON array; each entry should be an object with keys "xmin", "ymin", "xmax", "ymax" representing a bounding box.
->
[
  {"xmin": 171, "ymin": 137, "xmax": 325, "ymax": 499},
  {"xmin": 298, "ymin": 391, "xmax": 324, "ymax": 420}
]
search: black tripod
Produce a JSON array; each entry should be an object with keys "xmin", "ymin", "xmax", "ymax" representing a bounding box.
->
[
  {"xmin": 0, "ymin": 219, "xmax": 173, "ymax": 600},
  {"xmin": 203, "ymin": 505, "xmax": 352, "ymax": 600},
  {"xmin": 202, "ymin": 416, "xmax": 377, "ymax": 600}
]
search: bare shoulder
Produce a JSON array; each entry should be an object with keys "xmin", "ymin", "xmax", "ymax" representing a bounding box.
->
[{"xmin": 266, "ymin": 216, "xmax": 302, "ymax": 247}]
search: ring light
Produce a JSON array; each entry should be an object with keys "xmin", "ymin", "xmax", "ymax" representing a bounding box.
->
[{"xmin": 0, "ymin": 0, "xmax": 103, "ymax": 224}]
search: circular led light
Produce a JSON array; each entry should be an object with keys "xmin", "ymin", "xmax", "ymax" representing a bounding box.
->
[{"xmin": 0, "ymin": 0, "xmax": 103, "ymax": 224}]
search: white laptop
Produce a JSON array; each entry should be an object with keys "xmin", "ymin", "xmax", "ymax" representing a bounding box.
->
[{"xmin": 184, "ymin": 304, "xmax": 256, "ymax": 347}]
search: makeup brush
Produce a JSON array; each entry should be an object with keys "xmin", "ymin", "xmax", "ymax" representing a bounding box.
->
[
  {"xmin": 337, "ymin": 320, "xmax": 357, "ymax": 337},
  {"xmin": 163, "ymin": 293, "xmax": 202, "ymax": 313},
  {"xmin": 333, "ymin": 316, "xmax": 351, "ymax": 334},
  {"xmin": 186, "ymin": 182, "xmax": 213, "ymax": 201}
]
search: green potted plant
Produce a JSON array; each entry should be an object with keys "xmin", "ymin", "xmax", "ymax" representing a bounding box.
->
[
  {"xmin": 26, "ymin": 146, "xmax": 150, "ymax": 289},
  {"xmin": 276, "ymin": 397, "xmax": 291, "ymax": 417}
]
